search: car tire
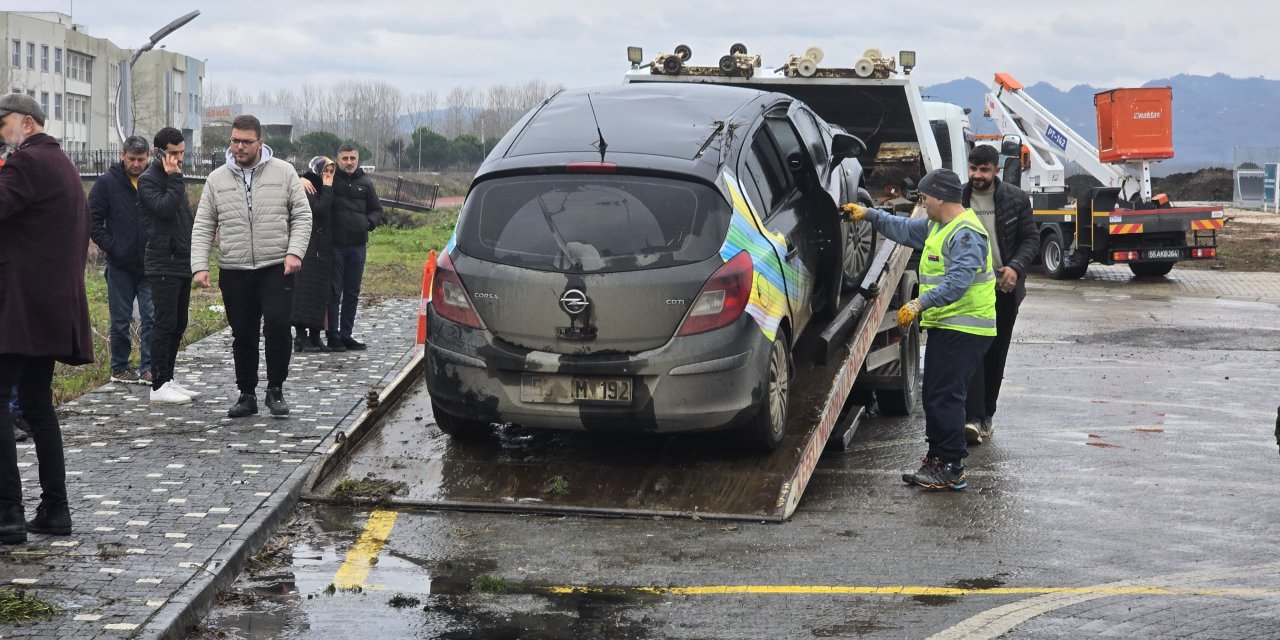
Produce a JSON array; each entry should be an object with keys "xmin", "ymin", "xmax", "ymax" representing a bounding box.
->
[
  {"xmin": 842, "ymin": 192, "xmax": 877, "ymax": 293},
  {"xmin": 1128, "ymin": 261, "xmax": 1174, "ymax": 278},
  {"xmin": 432, "ymin": 402, "xmax": 492, "ymax": 439},
  {"xmin": 740, "ymin": 336, "xmax": 792, "ymax": 452}
]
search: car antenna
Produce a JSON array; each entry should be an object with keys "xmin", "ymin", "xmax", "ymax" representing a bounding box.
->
[{"xmin": 587, "ymin": 93, "xmax": 608, "ymax": 162}]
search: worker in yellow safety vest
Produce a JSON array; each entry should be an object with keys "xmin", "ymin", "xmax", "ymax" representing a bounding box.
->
[{"xmin": 842, "ymin": 168, "xmax": 996, "ymax": 490}]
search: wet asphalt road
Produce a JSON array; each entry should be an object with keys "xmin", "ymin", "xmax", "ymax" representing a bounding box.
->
[{"xmin": 196, "ymin": 269, "xmax": 1280, "ymax": 639}]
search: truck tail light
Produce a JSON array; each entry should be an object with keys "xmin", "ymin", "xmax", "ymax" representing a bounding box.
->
[
  {"xmin": 1191, "ymin": 247, "xmax": 1216, "ymax": 259},
  {"xmin": 431, "ymin": 252, "xmax": 486, "ymax": 329},
  {"xmin": 1112, "ymin": 251, "xmax": 1139, "ymax": 262},
  {"xmin": 677, "ymin": 251, "xmax": 753, "ymax": 336}
]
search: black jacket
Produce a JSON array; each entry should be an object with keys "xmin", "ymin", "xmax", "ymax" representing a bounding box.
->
[
  {"xmin": 291, "ymin": 172, "xmax": 335, "ymax": 327},
  {"xmin": 137, "ymin": 160, "xmax": 196, "ymax": 278},
  {"xmin": 331, "ymin": 168, "xmax": 383, "ymax": 246},
  {"xmin": 963, "ymin": 177, "xmax": 1038, "ymax": 303},
  {"xmin": 88, "ymin": 162, "xmax": 147, "ymax": 275}
]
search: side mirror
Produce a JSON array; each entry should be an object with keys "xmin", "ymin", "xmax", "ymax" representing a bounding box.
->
[
  {"xmin": 1000, "ymin": 134, "xmax": 1022, "ymax": 157},
  {"xmin": 831, "ymin": 132, "xmax": 867, "ymax": 163}
]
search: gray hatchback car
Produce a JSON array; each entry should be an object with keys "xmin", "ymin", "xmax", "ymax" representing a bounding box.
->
[{"xmin": 425, "ymin": 83, "xmax": 874, "ymax": 450}]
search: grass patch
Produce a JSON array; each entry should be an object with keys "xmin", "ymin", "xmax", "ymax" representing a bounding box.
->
[
  {"xmin": 51, "ymin": 206, "xmax": 460, "ymax": 405},
  {"xmin": 386, "ymin": 593, "xmax": 421, "ymax": 608},
  {"xmin": 472, "ymin": 575, "xmax": 511, "ymax": 594},
  {"xmin": 329, "ymin": 476, "xmax": 408, "ymax": 502},
  {"xmin": 0, "ymin": 588, "xmax": 60, "ymax": 624},
  {"xmin": 323, "ymin": 583, "xmax": 364, "ymax": 595},
  {"xmin": 541, "ymin": 475, "xmax": 570, "ymax": 496}
]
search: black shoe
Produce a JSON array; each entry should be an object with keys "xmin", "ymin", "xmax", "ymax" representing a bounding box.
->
[
  {"xmin": 25, "ymin": 501, "xmax": 71, "ymax": 536},
  {"xmin": 901, "ymin": 456, "xmax": 967, "ymax": 491},
  {"xmin": 13, "ymin": 416, "xmax": 32, "ymax": 442},
  {"xmin": 293, "ymin": 336, "xmax": 306, "ymax": 353},
  {"xmin": 228, "ymin": 393, "xmax": 259, "ymax": 418},
  {"xmin": 265, "ymin": 387, "xmax": 289, "ymax": 417},
  {"xmin": 327, "ymin": 332, "xmax": 347, "ymax": 352},
  {"xmin": 0, "ymin": 504, "xmax": 25, "ymax": 544},
  {"xmin": 341, "ymin": 337, "xmax": 367, "ymax": 351},
  {"xmin": 304, "ymin": 341, "xmax": 330, "ymax": 353}
]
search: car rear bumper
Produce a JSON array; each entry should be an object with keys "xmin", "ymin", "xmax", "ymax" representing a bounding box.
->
[{"xmin": 425, "ymin": 310, "xmax": 772, "ymax": 433}]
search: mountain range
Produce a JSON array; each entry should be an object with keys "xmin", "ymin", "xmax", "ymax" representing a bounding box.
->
[{"xmin": 923, "ymin": 73, "xmax": 1280, "ymax": 173}]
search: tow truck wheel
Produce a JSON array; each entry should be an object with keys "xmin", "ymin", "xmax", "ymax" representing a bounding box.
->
[
  {"xmin": 432, "ymin": 402, "xmax": 492, "ymax": 439},
  {"xmin": 730, "ymin": 43, "xmax": 748, "ymax": 55},
  {"xmin": 718, "ymin": 55, "xmax": 737, "ymax": 74},
  {"xmin": 674, "ymin": 44, "xmax": 692, "ymax": 61},
  {"xmin": 741, "ymin": 337, "xmax": 792, "ymax": 451},
  {"xmin": 876, "ymin": 275, "xmax": 921, "ymax": 417},
  {"xmin": 1129, "ymin": 261, "xmax": 1174, "ymax": 278}
]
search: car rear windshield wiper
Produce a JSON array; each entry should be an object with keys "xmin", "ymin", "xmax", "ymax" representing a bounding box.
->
[{"xmin": 535, "ymin": 192, "xmax": 583, "ymax": 271}]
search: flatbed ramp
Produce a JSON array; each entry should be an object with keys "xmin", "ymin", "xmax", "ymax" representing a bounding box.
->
[{"xmin": 308, "ymin": 240, "xmax": 913, "ymax": 522}]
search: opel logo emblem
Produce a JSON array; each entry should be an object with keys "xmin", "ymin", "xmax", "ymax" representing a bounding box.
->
[{"xmin": 559, "ymin": 289, "xmax": 590, "ymax": 315}]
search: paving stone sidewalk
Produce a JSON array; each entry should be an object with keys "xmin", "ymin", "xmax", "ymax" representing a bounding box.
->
[
  {"xmin": 1029, "ymin": 265, "xmax": 1280, "ymax": 304},
  {"xmin": 0, "ymin": 298, "xmax": 417, "ymax": 639}
]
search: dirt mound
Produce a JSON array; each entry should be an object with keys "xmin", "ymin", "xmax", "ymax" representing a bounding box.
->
[{"xmin": 1061, "ymin": 167, "xmax": 1233, "ymax": 202}]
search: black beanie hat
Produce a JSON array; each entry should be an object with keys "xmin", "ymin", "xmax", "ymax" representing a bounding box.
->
[{"xmin": 917, "ymin": 168, "xmax": 964, "ymax": 203}]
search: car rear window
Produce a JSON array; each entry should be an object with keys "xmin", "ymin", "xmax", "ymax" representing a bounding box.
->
[{"xmin": 456, "ymin": 174, "xmax": 732, "ymax": 273}]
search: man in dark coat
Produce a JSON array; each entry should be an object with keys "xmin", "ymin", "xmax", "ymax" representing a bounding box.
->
[
  {"xmin": 960, "ymin": 144, "xmax": 1039, "ymax": 445},
  {"xmin": 327, "ymin": 144, "xmax": 383, "ymax": 351},
  {"xmin": 0, "ymin": 93, "xmax": 93, "ymax": 543},
  {"xmin": 137, "ymin": 127, "xmax": 200, "ymax": 404},
  {"xmin": 293, "ymin": 156, "xmax": 336, "ymax": 352},
  {"xmin": 89, "ymin": 135, "xmax": 155, "ymax": 386}
]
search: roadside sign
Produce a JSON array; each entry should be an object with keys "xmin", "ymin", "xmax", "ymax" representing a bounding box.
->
[{"xmin": 1264, "ymin": 163, "xmax": 1278, "ymax": 212}]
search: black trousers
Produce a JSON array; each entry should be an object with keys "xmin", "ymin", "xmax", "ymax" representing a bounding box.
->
[
  {"xmin": 922, "ymin": 328, "xmax": 993, "ymax": 463},
  {"xmin": 148, "ymin": 275, "xmax": 192, "ymax": 390},
  {"xmin": 0, "ymin": 355, "xmax": 65, "ymax": 508},
  {"xmin": 966, "ymin": 291, "xmax": 1021, "ymax": 422},
  {"xmin": 220, "ymin": 266, "xmax": 295, "ymax": 394}
]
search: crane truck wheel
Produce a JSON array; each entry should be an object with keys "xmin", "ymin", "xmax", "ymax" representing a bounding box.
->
[
  {"xmin": 1041, "ymin": 229, "xmax": 1087, "ymax": 280},
  {"xmin": 1129, "ymin": 261, "xmax": 1174, "ymax": 278},
  {"xmin": 432, "ymin": 402, "xmax": 493, "ymax": 439},
  {"xmin": 739, "ymin": 335, "xmax": 792, "ymax": 451}
]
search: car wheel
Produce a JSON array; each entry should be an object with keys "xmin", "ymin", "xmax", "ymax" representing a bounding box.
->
[
  {"xmin": 741, "ymin": 337, "xmax": 792, "ymax": 451},
  {"xmin": 431, "ymin": 401, "xmax": 492, "ymax": 439},
  {"xmin": 841, "ymin": 218, "xmax": 876, "ymax": 292},
  {"xmin": 1128, "ymin": 261, "xmax": 1174, "ymax": 278}
]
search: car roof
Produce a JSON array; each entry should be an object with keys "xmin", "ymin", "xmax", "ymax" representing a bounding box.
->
[{"xmin": 479, "ymin": 83, "xmax": 783, "ymax": 184}]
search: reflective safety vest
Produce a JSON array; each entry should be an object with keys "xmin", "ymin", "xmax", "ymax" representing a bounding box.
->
[{"xmin": 919, "ymin": 208, "xmax": 996, "ymax": 336}]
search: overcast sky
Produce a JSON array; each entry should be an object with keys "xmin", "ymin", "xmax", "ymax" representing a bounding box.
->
[{"xmin": 17, "ymin": 1, "xmax": 1279, "ymax": 97}]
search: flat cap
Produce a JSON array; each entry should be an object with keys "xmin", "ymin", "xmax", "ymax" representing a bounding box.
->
[{"xmin": 0, "ymin": 93, "xmax": 46, "ymax": 126}]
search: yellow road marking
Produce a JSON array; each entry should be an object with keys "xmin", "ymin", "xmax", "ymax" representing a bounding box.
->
[
  {"xmin": 546, "ymin": 585, "xmax": 1280, "ymax": 598},
  {"xmin": 333, "ymin": 509, "xmax": 398, "ymax": 589}
]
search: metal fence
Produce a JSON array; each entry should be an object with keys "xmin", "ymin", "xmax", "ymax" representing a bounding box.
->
[
  {"xmin": 65, "ymin": 149, "xmax": 214, "ymax": 178},
  {"xmin": 367, "ymin": 173, "xmax": 440, "ymax": 212}
]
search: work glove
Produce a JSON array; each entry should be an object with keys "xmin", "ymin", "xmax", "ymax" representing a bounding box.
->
[
  {"xmin": 897, "ymin": 299, "xmax": 922, "ymax": 329},
  {"xmin": 840, "ymin": 202, "xmax": 867, "ymax": 222}
]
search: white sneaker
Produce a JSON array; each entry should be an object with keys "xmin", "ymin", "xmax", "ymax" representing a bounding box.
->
[
  {"xmin": 150, "ymin": 381, "xmax": 192, "ymax": 404},
  {"xmin": 168, "ymin": 382, "xmax": 200, "ymax": 398}
]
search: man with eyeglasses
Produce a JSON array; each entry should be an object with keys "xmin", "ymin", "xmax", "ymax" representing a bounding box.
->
[
  {"xmin": 191, "ymin": 115, "xmax": 312, "ymax": 419},
  {"xmin": 0, "ymin": 93, "xmax": 94, "ymax": 541}
]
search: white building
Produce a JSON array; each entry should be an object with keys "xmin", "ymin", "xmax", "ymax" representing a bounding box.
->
[{"xmin": 1, "ymin": 11, "xmax": 204, "ymax": 154}]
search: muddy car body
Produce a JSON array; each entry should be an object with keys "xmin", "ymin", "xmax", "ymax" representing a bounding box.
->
[{"xmin": 425, "ymin": 83, "xmax": 873, "ymax": 449}]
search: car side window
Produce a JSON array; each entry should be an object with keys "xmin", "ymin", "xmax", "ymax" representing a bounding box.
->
[
  {"xmin": 790, "ymin": 107, "xmax": 829, "ymax": 168},
  {"xmin": 745, "ymin": 128, "xmax": 789, "ymax": 216},
  {"xmin": 764, "ymin": 112, "xmax": 807, "ymax": 174}
]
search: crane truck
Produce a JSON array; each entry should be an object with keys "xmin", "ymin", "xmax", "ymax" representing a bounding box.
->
[{"xmin": 983, "ymin": 72, "xmax": 1224, "ymax": 278}]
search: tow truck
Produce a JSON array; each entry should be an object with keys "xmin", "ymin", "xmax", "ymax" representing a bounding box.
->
[
  {"xmin": 983, "ymin": 72, "xmax": 1225, "ymax": 278},
  {"xmin": 304, "ymin": 44, "xmax": 966, "ymax": 521}
]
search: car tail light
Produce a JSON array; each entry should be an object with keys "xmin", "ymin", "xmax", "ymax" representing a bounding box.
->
[
  {"xmin": 677, "ymin": 251, "xmax": 753, "ymax": 336},
  {"xmin": 1191, "ymin": 247, "xmax": 1216, "ymax": 258},
  {"xmin": 566, "ymin": 162, "xmax": 616, "ymax": 174},
  {"xmin": 1112, "ymin": 251, "xmax": 1139, "ymax": 262},
  {"xmin": 431, "ymin": 252, "xmax": 486, "ymax": 329}
]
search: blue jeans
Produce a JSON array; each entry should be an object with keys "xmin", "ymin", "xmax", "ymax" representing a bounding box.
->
[
  {"xmin": 922, "ymin": 328, "xmax": 993, "ymax": 464},
  {"xmin": 105, "ymin": 264, "xmax": 154, "ymax": 373},
  {"xmin": 329, "ymin": 244, "xmax": 367, "ymax": 339}
]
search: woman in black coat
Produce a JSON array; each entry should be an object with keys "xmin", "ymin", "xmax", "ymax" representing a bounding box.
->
[{"xmin": 292, "ymin": 156, "xmax": 336, "ymax": 351}]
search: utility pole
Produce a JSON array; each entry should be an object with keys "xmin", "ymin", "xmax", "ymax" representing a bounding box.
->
[{"xmin": 115, "ymin": 10, "xmax": 200, "ymax": 144}]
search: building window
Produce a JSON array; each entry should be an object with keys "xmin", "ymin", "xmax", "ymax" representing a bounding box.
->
[
  {"xmin": 26, "ymin": 42, "xmax": 34, "ymax": 69},
  {"xmin": 11, "ymin": 40, "xmax": 18, "ymax": 68},
  {"xmin": 40, "ymin": 92, "xmax": 49, "ymax": 116},
  {"xmin": 68, "ymin": 94, "xmax": 88, "ymax": 125},
  {"xmin": 41, "ymin": 45, "xmax": 49, "ymax": 72},
  {"xmin": 67, "ymin": 52, "xmax": 94, "ymax": 83},
  {"xmin": 54, "ymin": 48, "xmax": 62, "ymax": 74},
  {"xmin": 55, "ymin": 93, "xmax": 63, "ymax": 120}
]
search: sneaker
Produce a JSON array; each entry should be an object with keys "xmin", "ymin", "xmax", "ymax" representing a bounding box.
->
[
  {"xmin": 327, "ymin": 333, "xmax": 347, "ymax": 353},
  {"xmin": 138, "ymin": 370, "xmax": 154, "ymax": 386},
  {"xmin": 264, "ymin": 387, "xmax": 289, "ymax": 417},
  {"xmin": 979, "ymin": 417, "xmax": 995, "ymax": 440},
  {"xmin": 228, "ymin": 393, "xmax": 258, "ymax": 418},
  {"xmin": 150, "ymin": 381, "xmax": 192, "ymax": 404},
  {"xmin": 341, "ymin": 337, "xmax": 367, "ymax": 351},
  {"xmin": 901, "ymin": 456, "xmax": 967, "ymax": 490},
  {"xmin": 168, "ymin": 382, "xmax": 200, "ymax": 398},
  {"xmin": 13, "ymin": 416, "xmax": 32, "ymax": 442},
  {"xmin": 110, "ymin": 369, "xmax": 140, "ymax": 384},
  {"xmin": 964, "ymin": 420, "xmax": 983, "ymax": 445}
]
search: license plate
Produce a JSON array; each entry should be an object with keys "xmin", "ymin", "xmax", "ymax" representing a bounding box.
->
[
  {"xmin": 1145, "ymin": 249, "xmax": 1182, "ymax": 260},
  {"xmin": 521, "ymin": 374, "xmax": 633, "ymax": 405}
]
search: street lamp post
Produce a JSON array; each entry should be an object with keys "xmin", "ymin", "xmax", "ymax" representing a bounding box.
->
[{"xmin": 115, "ymin": 10, "xmax": 201, "ymax": 144}]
